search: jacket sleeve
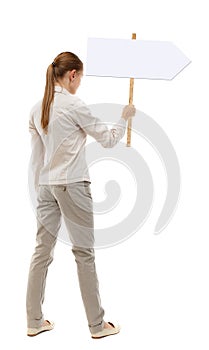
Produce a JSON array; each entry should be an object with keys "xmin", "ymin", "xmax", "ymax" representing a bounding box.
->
[
  {"xmin": 29, "ymin": 113, "xmax": 45, "ymax": 193},
  {"xmin": 72, "ymin": 102, "xmax": 127, "ymax": 148}
]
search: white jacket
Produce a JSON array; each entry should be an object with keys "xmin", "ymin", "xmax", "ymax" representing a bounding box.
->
[{"xmin": 29, "ymin": 86, "xmax": 127, "ymax": 191}]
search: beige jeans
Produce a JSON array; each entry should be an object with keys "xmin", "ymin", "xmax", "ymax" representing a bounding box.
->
[{"xmin": 26, "ymin": 181, "xmax": 105, "ymax": 334}]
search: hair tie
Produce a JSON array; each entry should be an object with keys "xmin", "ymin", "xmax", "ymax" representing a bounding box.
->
[{"xmin": 52, "ymin": 62, "xmax": 56, "ymax": 67}]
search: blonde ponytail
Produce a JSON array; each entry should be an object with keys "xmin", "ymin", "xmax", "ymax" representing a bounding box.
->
[{"xmin": 41, "ymin": 63, "xmax": 55, "ymax": 134}]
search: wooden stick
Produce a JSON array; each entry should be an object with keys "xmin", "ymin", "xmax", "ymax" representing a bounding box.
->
[{"xmin": 126, "ymin": 33, "xmax": 136, "ymax": 147}]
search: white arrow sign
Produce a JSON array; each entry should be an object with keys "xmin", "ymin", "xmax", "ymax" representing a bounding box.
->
[{"xmin": 86, "ymin": 38, "xmax": 191, "ymax": 80}]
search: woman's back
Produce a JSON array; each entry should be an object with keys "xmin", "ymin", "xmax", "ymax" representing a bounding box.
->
[{"xmin": 30, "ymin": 86, "xmax": 90, "ymax": 185}]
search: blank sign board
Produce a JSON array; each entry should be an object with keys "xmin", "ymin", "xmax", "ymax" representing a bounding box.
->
[{"xmin": 86, "ymin": 38, "xmax": 191, "ymax": 80}]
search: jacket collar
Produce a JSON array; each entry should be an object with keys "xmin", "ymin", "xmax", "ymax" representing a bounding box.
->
[{"xmin": 54, "ymin": 85, "xmax": 72, "ymax": 95}]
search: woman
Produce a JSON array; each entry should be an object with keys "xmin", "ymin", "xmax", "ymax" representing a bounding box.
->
[{"xmin": 26, "ymin": 51, "xmax": 135, "ymax": 339}]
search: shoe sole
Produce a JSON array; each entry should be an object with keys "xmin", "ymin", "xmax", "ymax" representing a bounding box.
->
[
  {"xmin": 92, "ymin": 330, "xmax": 120, "ymax": 339},
  {"xmin": 27, "ymin": 329, "xmax": 53, "ymax": 337}
]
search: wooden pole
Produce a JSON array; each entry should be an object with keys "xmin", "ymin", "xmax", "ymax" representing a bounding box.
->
[{"xmin": 126, "ymin": 33, "xmax": 136, "ymax": 147}]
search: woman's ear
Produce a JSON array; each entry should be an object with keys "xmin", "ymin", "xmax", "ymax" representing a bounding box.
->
[{"xmin": 69, "ymin": 69, "xmax": 76, "ymax": 81}]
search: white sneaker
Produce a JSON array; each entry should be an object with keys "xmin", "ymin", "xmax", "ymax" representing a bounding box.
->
[
  {"xmin": 27, "ymin": 320, "xmax": 54, "ymax": 337},
  {"xmin": 91, "ymin": 322, "xmax": 121, "ymax": 339}
]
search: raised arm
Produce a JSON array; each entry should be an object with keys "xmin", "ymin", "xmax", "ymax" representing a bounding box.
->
[{"xmin": 72, "ymin": 102, "xmax": 135, "ymax": 148}]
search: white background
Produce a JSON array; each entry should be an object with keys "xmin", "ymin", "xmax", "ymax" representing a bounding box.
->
[{"xmin": 0, "ymin": 0, "xmax": 208, "ymax": 349}]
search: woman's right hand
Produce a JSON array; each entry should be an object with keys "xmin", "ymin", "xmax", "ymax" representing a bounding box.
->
[{"xmin": 122, "ymin": 105, "xmax": 136, "ymax": 121}]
